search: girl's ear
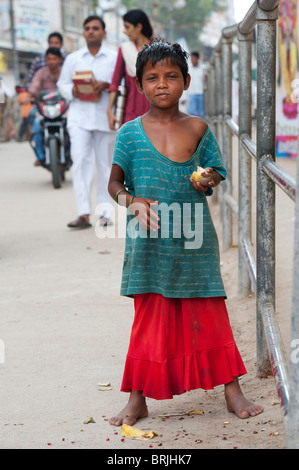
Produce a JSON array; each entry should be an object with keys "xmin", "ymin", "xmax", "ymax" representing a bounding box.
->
[
  {"xmin": 184, "ymin": 73, "xmax": 191, "ymax": 91},
  {"xmin": 136, "ymin": 79, "xmax": 144, "ymax": 94}
]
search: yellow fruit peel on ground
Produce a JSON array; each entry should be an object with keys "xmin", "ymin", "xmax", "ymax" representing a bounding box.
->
[
  {"xmin": 83, "ymin": 417, "xmax": 96, "ymax": 424},
  {"xmin": 187, "ymin": 409, "xmax": 205, "ymax": 415},
  {"xmin": 121, "ymin": 423, "xmax": 158, "ymax": 440}
]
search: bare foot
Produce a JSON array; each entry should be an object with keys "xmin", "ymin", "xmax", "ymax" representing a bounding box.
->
[
  {"xmin": 225, "ymin": 378, "xmax": 264, "ymax": 419},
  {"xmin": 109, "ymin": 391, "xmax": 148, "ymax": 426}
]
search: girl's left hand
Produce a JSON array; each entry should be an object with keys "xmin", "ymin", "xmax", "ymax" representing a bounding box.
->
[{"xmin": 190, "ymin": 167, "xmax": 215, "ymax": 192}]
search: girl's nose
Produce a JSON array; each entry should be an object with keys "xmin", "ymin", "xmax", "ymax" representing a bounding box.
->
[{"xmin": 157, "ymin": 77, "xmax": 167, "ymax": 87}]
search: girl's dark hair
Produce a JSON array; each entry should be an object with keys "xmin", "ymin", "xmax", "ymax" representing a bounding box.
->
[
  {"xmin": 136, "ymin": 39, "xmax": 189, "ymax": 85},
  {"xmin": 46, "ymin": 47, "xmax": 63, "ymax": 58},
  {"xmin": 123, "ymin": 9, "xmax": 153, "ymax": 39}
]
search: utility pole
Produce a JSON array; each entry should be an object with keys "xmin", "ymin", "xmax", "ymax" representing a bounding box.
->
[{"xmin": 9, "ymin": 0, "xmax": 20, "ymax": 83}]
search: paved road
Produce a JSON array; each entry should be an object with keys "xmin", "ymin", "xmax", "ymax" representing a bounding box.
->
[{"xmin": 0, "ymin": 139, "xmax": 296, "ymax": 449}]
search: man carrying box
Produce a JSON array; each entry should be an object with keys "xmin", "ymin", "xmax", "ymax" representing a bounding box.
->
[{"xmin": 58, "ymin": 16, "xmax": 117, "ymax": 229}]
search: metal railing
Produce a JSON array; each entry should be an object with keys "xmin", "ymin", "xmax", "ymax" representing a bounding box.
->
[{"xmin": 204, "ymin": 0, "xmax": 299, "ymax": 448}]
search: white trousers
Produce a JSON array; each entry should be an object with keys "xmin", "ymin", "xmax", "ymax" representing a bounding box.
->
[{"xmin": 68, "ymin": 127, "xmax": 115, "ymax": 218}]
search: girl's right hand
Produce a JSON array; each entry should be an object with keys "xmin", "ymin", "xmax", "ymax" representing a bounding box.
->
[{"xmin": 129, "ymin": 197, "xmax": 160, "ymax": 231}]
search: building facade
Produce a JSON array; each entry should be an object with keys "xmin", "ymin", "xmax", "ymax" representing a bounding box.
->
[{"xmin": 0, "ymin": 0, "xmax": 94, "ymax": 90}]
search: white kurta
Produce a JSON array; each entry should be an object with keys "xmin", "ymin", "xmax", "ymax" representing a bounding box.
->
[{"xmin": 57, "ymin": 44, "xmax": 117, "ymax": 217}]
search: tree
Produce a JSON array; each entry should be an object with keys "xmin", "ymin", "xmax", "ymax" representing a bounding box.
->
[{"xmin": 89, "ymin": 0, "xmax": 100, "ymax": 13}]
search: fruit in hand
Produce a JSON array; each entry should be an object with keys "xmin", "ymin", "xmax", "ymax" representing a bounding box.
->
[{"xmin": 191, "ymin": 166, "xmax": 211, "ymax": 185}]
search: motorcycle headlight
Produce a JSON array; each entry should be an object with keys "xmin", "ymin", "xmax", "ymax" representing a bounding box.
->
[{"xmin": 43, "ymin": 103, "xmax": 61, "ymax": 119}]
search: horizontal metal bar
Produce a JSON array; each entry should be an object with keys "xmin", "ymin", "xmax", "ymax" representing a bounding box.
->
[
  {"xmin": 261, "ymin": 302, "xmax": 290, "ymax": 417},
  {"xmin": 258, "ymin": 0, "xmax": 281, "ymax": 11},
  {"xmin": 222, "ymin": 24, "xmax": 239, "ymax": 39},
  {"xmin": 262, "ymin": 158, "xmax": 296, "ymax": 201},
  {"xmin": 241, "ymin": 236, "xmax": 257, "ymax": 292},
  {"xmin": 241, "ymin": 134, "xmax": 257, "ymax": 161},
  {"xmin": 216, "ymin": 0, "xmax": 280, "ymax": 53},
  {"xmin": 223, "ymin": 193, "xmax": 238, "ymax": 215},
  {"xmin": 225, "ymin": 117, "xmax": 239, "ymax": 136},
  {"xmin": 239, "ymin": 2, "xmax": 258, "ymax": 35}
]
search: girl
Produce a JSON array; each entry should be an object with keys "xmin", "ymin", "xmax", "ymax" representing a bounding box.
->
[{"xmin": 108, "ymin": 39, "xmax": 264, "ymax": 426}]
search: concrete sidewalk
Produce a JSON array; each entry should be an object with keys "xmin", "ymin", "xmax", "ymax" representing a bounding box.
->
[{"xmin": 0, "ymin": 138, "xmax": 295, "ymax": 449}]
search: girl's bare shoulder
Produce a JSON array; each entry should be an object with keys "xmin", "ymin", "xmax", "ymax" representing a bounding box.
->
[
  {"xmin": 181, "ymin": 114, "xmax": 208, "ymax": 138},
  {"xmin": 181, "ymin": 114, "xmax": 209, "ymax": 139}
]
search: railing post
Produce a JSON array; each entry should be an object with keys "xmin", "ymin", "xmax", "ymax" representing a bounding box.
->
[
  {"xmin": 288, "ymin": 129, "xmax": 299, "ymax": 448},
  {"xmin": 204, "ymin": 66, "xmax": 212, "ymax": 124},
  {"xmin": 221, "ymin": 37, "xmax": 233, "ymax": 250},
  {"xmin": 210, "ymin": 59, "xmax": 217, "ymax": 135},
  {"xmin": 215, "ymin": 50, "xmax": 223, "ymax": 152},
  {"xmin": 256, "ymin": 4, "xmax": 278, "ymax": 376},
  {"xmin": 238, "ymin": 30, "xmax": 253, "ymax": 297}
]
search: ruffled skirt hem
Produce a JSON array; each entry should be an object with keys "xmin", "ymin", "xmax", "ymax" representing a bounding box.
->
[{"xmin": 121, "ymin": 342, "xmax": 247, "ymax": 400}]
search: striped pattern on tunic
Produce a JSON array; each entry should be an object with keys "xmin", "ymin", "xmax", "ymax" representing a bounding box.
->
[{"xmin": 112, "ymin": 117, "xmax": 227, "ymax": 298}]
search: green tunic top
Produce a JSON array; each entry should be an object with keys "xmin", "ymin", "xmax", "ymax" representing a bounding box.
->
[{"xmin": 112, "ymin": 116, "xmax": 227, "ymax": 299}]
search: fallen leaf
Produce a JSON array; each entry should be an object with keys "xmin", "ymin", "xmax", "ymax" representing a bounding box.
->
[
  {"xmin": 158, "ymin": 409, "xmax": 204, "ymax": 418},
  {"xmin": 271, "ymin": 399, "xmax": 280, "ymax": 406},
  {"xmin": 83, "ymin": 417, "xmax": 96, "ymax": 424},
  {"xmin": 97, "ymin": 381, "xmax": 112, "ymax": 391},
  {"xmin": 121, "ymin": 424, "xmax": 158, "ymax": 440}
]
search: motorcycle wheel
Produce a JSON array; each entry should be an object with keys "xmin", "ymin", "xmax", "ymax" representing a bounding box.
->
[{"xmin": 49, "ymin": 137, "xmax": 61, "ymax": 189}]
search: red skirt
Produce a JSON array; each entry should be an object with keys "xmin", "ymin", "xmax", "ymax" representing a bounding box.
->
[{"xmin": 121, "ymin": 293, "xmax": 247, "ymax": 400}]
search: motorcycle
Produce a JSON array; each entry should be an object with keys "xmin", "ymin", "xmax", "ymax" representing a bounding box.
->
[{"xmin": 32, "ymin": 89, "xmax": 72, "ymax": 189}]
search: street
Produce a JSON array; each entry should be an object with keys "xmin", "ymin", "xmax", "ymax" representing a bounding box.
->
[{"xmin": 0, "ymin": 137, "xmax": 295, "ymax": 449}]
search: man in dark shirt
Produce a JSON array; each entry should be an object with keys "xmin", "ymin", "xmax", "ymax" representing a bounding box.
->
[
  {"xmin": 25, "ymin": 32, "xmax": 66, "ymax": 89},
  {"xmin": 29, "ymin": 48, "xmax": 63, "ymax": 165}
]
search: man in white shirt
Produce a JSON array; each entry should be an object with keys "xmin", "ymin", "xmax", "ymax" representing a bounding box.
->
[
  {"xmin": 187, "ymin": 52, "xmax": 205, "ymax": 118},
  {"xmin": 57, "ymin": 16, "xmax": 117, "ymax": 228}
]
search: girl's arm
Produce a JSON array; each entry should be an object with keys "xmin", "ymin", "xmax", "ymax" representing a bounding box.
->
[
  {"xmin": 190, "ymin": 167, "xmax": 222, "ymax": 193},
  {"xmin": 108, "ymin": 163, "xmax": 131, "ymax": 207},
  {"xmin": 108, "ymin": 164, "xmax": 160, "ymax": 231}
]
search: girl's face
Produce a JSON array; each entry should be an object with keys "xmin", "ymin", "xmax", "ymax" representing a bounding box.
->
[
  {"xmin": 137, "ymin": 58, "xmax": 190, "ymax": 109},
  {"xmin": 123, "ymin": 21, "xmax": 142, "ymax": 42}
]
